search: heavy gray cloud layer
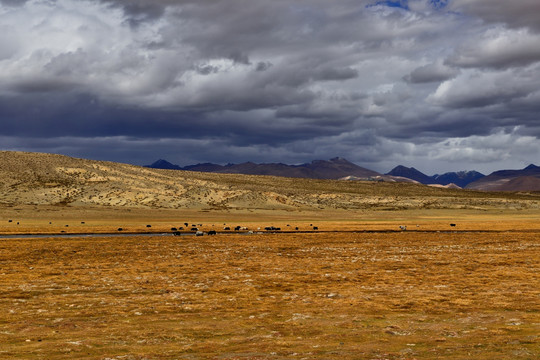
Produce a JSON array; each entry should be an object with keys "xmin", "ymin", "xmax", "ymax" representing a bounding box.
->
[
  {"xmin": 449, "ymin": 0, "xmax": 540, "ymax": 32},
  {"xmin": 0, "ymin": 0, "xmax": 539, "ymax": 174}
]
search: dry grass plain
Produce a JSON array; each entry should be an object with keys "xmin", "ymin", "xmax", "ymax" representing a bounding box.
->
[
  {"xmin": 1, "ymin": 212, "xmax": 539, "ymax": 359},
  {"xmin": 1, "ymin": 205, "xmax": 540, "ymax": 235},
  {"xmin": 0, "ymin": 152, "xmax": 539, "ymax": 359}
]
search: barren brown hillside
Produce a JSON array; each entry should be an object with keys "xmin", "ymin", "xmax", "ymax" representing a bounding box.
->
[{"xmin": 1, "ymin": 151, "xmax": 539, "ymax": 212}]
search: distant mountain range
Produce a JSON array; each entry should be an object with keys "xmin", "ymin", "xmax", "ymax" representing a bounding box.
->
[
  {"xmin": 147, "ymin": 157, "xmax": 379, "ymax": 180},
  {"xmin": 385, "ymin": 165, "xmax": 485, "ymax": 188},
  {"xmin": 146, "ymin": 158, "xmax": 540, "ymax": 192}
]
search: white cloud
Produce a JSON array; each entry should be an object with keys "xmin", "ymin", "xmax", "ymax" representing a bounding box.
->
[
  {"xmin": 428, "ymin": 68, "xmax": 538, "ymax": 108},
  {"xmin": 429, "ymin": 128, "xmax": 539, "ymax": 164},
  {"xmin": 447, "ymin": 27, "xmax": 540, "ymax": 69}
]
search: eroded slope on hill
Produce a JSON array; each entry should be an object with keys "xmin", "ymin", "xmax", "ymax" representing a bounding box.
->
[{"xmin": 0, "ymin": 151, "xmax": 538, "ymax": 211}]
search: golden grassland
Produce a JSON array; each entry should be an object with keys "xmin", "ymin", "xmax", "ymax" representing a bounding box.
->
[
  {"xmin": 1, "ymin": 204, "xmax": 540, "ymax": 235},
  {"xmin": 0, "ymin": 152, "xmax": 539, "ymax": 358},
  {"xmin": 0, "ymin": 208, "xmax": 539, "ymax": 359}
]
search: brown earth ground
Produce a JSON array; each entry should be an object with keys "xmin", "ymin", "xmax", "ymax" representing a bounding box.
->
[
  {"xmin": 0, "ymin": 208, "xmax": 539, "ymax": 359},
  {"xmin": 0, "ymin": 152, "xmax": 539, "ymax": 358}
]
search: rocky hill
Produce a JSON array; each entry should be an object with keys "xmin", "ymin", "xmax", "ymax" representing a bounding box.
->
[{"xmin": 1, "ymin": 151, "xmax": 539, "ymax": 211}]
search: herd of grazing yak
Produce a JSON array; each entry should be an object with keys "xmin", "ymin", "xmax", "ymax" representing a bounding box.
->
[
  {"xmin": 4, "ymin": 219, "xmax": 458, "ymax": 236},
  {"xmin": 3, "ymin": 219, "xmax": 320, "ymax": 236},
  {"xmin": 170, "ymin": 223, "xmax": 320, "ymax": 236}
]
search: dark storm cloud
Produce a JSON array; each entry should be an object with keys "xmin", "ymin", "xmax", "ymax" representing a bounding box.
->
[
  {"xmin": 404, "ymin": 62, "xmax": 460, "ymax": 83},
  {"xmin": 0, "ymin": 0, "xmax": 29, "ymax": 6},
  {"xmin": 0, "ymin": 91, "xmax": 347, "ymax": 148},
  {"xmin": 0, "ymin": 0, "xmax": 539, "ymax": 174},
  {"xmin": 9, "ymin": 78, "xmax": 77, "ymax": 94},
  {"xmin": 98, "ymin": 0, "xmax": 177, "ymax": 23},
  {"xmin": 450, "ymin": 0, "xmax": 540, "ymax": 32}
]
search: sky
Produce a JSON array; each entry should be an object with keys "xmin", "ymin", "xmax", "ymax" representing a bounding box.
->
[{"xmin": 1, "ymin": 0, "xmax": 539, "ymax": 175}]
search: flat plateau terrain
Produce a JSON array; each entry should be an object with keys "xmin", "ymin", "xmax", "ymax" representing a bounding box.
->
[
  {"xmin": 1, "ymin": 215, "xmax": 539, "ymax": 359},
  {"xmin": 0, "ymin": 152, "xmax": 539, "ymax": 359}
]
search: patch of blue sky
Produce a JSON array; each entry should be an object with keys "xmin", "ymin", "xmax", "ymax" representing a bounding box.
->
[
  {"xmin": 369, "ymin": 1, "xmax": 409, "ymax": 10},
  {"xmin": 367, "ymin": 1, "xmax": 449, "ymax": 11},
  {"xmin": 429, "ymin": 0, "xmax": 449, "ymax": 9}
]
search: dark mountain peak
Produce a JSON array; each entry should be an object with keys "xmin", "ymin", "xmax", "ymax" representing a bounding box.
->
[
  {"xmin": 299, "ymin": 158, "xmax": 378, "ymax": 179},
  {"xmin": 329, "ymin": 157, "xmax": 351, "ymax": 164},
  {"xmin": 309, "ymin": 157, "xmax": 351, "ymax": 165},
  {"xmin": 391, "ymin": 165, "xmax": 409, "ymax": 171},
  {"xmin": 149, "ymin": 159, "xmax": 170, "ymax": 166},
  {"xmin": 312, "ymin": 158, "xmax": 352, "ymax": 166},
  {"xmin": 432, "ymin": 170, "xmax": 485, "ymax": 188},
  {"xmin": 455, "ymin": 170, "xmax": 484, "ymax": 177},
  {"xmin": 146, "ymin": 159, "xmax": 182, "ymax": 170},
  {"xmin": 524, "ymin": 164, "xmax": 539, "ymax": 170},
  {"xmin": 391, "ymin": 165, "xmax": 422, "ymax": 174},
  {"xmin": 433, "ymin": 170, "xmax": 485, "ymax": 178},
  {"xmin": 386, "ymin": 165, "xmax": 434, "ymax": 184},
  {"xmin": 183, "ymin": 163, "xmax": 223, "ymax": 171}
]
